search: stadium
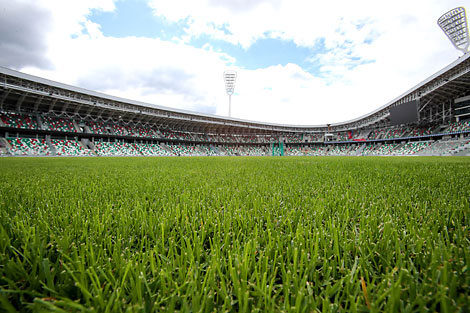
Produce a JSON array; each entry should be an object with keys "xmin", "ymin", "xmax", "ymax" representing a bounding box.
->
[
  {"xmin": 1, "ymin": 3, "xmax": 470, "ymax": 313},
  {"xmin": 1, "ymin": 50, "xmax": 470, "ymax": 156}
]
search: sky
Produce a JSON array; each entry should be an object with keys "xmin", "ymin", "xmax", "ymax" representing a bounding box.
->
[{"xmin": 0, "ymin": 0, "xmax": 466, "ymax": 125}]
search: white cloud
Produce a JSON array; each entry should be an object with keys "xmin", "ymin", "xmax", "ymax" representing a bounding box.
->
[
  {"xmin": 3, "ymin": 0, "xmax": 466, "ymax": 125},
  {"xmin": 145, "ymin": 0, "xmax": 464, "ymax": 124},
  {"xmin": 25, "ymin": 34, "xmax": 234, "ymax": 114}
]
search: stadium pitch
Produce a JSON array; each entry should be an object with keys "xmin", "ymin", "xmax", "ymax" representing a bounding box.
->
[{"xmin": 0, "ymin": 157, "xmax": 469, "ymax": 312}]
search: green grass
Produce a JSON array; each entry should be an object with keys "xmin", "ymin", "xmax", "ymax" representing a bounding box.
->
[{"xmin": 0, "ymin": 156, "xmax": 469, "ymax": 312}]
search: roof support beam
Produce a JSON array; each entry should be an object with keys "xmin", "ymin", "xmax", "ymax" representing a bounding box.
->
[
  {"xmin": 0, "ymin": 88, "xmax": 11, "ymax": 110},
  {"xmin": 33, "ymin": 95, "xmax": 44, "ymax": 112},
  {"xmin": 48, "ymin": 98, "xmax": 58, "ymax": 112},
  {"xmin": 16, "ymin": 93, "xmax": 27, "ymax": 111}
]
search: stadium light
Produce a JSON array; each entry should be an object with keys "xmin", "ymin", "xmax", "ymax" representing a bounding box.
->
[
  {"xmin": 223, "ymin": 70, "xmax": 237, "ymax": 117},
  {"xmin": 438, "ymin": 7, "xmax": 469, "ymax": 53}
]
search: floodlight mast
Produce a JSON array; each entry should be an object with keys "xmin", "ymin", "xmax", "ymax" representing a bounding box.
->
[
  {"xmin": 438, "ymin": 7, "xmax": 470, "ymax": 53},
  {"xmin": 223, "ymin": 71, "xmax": 237, "ymax": 117}
]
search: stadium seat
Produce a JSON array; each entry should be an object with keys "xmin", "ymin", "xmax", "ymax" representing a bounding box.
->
[
  {"xmin": 51, "ymin": 139, "xmax": 94, "ymax": 156},
  {"xmin": 7, "ymin": 137, "xmax": 51, "ymax": 156},
  {"xmin": 1, "ymin": 112, "xmax": 39, "ymax": 130},
  {"xmin": 87, "ymin": 121, "xmax": 109, "ymax": 134},
  {"xmin": 444, "ymin": 119, "xmax": 470, "ymax": 133},
  {"xmin": 393, "ymin": 141, "xmax": 431, "ymax": 155},
  {"xmin": 41, "ymin": 116, "xmax": 76, "ymax": 132},
  {"xmin": 133, "ymin": 143, "xmax": 173, "ymax": 156},
  {"xmin": 94, "ymin": 141, "xmax": 141, "ymax": 156}
]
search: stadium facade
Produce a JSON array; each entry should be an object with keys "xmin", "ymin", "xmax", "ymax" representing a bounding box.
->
[{"xmin": 1, "ymin": 52, "xmax": 470, "ymax": 157}]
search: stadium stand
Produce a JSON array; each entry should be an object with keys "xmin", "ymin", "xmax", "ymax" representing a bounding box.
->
[
  {"xmin": 327, "ymin": 145, "xmax": 351, "ymax": 155},
  {"xmin": 300, "ymin": 145, "xmax": 327, "ymax": 156},
  {"xmin": 417, "ymin": 138, "xmax": 470, "ymax": 156},
  {"xmin": 284, "ymin": 134, "xmax": 303, "ymax": 143},
  {"xmin": 303, "ymin": 133, "xmax": 323, "ymax": 142},
  {"xmin": 368, "ymin": 129, "xmax": 385, "ymax": 140},
  {"xmin": 285, "ymin": 146, "xmax": 303, "ymax": 156},
  {"xmin": 1, "ymin": 112, "xmax": 39, "ymax": 130},
  {"xmin": 126, "ymin": 125, "xmax": 157, "ymax": 138},
  {"xmin": 374, "ymin": 143, "xmax": 400, "ymax": 155},
  {"xmin": 7, "ymin": 137, "xmax": 51, "ymax": 156},
  {"xmin": 41, "ymin": 115, "xmax": 76, "ymax": 132},
  {"xmin": 111, "ymin": 124, "xmax": 127, "ymax": 136},
  {"xmin": 94, "ymin": 141, "xmax": 140, "ymax": 156},
  {"xmin": 408, "ymin": 126, "xmax": 435, "ymax": 137},
  {"xmin": 383, "ymin": 127, "xmax": 409, "ymax": 139},
  {"xmin": 198, "ymin": 145, "xmax": 218, "ymax": 156},
  {"xmin": 1, "ymin": 53, "xmax": 469, "ymax": 157},
  {"xmin": 1, "ymin": 114, "xmax": 469, "ymax": 157},
  {"xmin": 444, "ymin": 119, "xmax": 470, "ymax": 133},
  {"xmin": 133, "ymin": 143, "xmax": 172, "ymax": 156},
  {"xmin": 87, "ymin": 121, "xmax": 109, "ymax": 135},
  {"xmin": 51, "ymin": 139, "xmax": 94, "ymax": 156},
  {"xmin": 393, "ymin": 141, "xmax": 431, "ymax": 155}
]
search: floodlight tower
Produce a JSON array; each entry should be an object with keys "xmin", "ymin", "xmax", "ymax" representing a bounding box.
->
[
  {"xmin": 438, "ymin": 7, "xmax": 469, "ymax": 53},
  {"xmin": 223, "ymin": 70, "xmax": 237, "ymax": 117}
]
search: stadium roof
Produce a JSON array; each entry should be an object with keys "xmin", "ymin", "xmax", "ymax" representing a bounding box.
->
[{"xmin": 1, "ymin": 52, "xmax": 470, "ymax": 133}]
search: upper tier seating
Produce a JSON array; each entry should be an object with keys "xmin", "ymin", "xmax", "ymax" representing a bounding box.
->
[
  {"xmin": 237, "ymin": 135, "xmax": 258, "ymax": 143},
  {"xmin": 191, "ymin": 133, "xmax": 207, "ymax": 141},
  {"xmin": 1, "ymin": 112, "xmax": 39, "ymax": 130},
  {"xmin": 368, "ymin": 129, "xmax": 386, "ymax": 140},
  {"xmin": 303, "ymin": 133, "xmax": 323, "ymax": 142},
  {"xmin": 284, "ymin": 134, "xmax": 302, "ymax": 143},
  {"xmin": 408, "ymin": 126, "xmax": 434, "ymax": 137},
  {"xmin": 125, "ymin": 126, "xmax": 158, "ymax": 138},
  {"xmin": 219, "ymin": 134, "xmax": 237, "ymax": 143},
  {"xmin": 87, "ymin": 121, "xmax": 109, "ymax": 135},
  {"xmin": 160, "ymin": 130, "xmax": 194, "ymax": 141},
  {"xmin": 444, "ymin": 119, "xmax": 470, "ymax": 133},
  {"xmin": 41, "ymin": 116, "xmax": 76, "ymax": 132},
  {"xmin": 206, "ymin": 134, "xmax": 219, "ymax": 142},
  {"xmin": 383, "ymin": 127, "xmax": 409, "ymax": 139},
  {"xmin": 7, "ymin": 137, "xmax": 51, "ymax": 156},
  {"xmin": 111, "ymin": 124, "xmax": 127, "ymax": 136},
  {"xmin": 335, "ymin": 133, "xmax": 349, "ymax": 141}
]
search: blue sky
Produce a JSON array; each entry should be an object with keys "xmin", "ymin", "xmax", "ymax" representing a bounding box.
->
[
  {"xmin": 0, "ymin": 0, "xmax": 464, "ymax": 124},
  {"xmin": 89, "ymin": 1, "xmax": 321, "ymax": 73},
  {"xmin": 89, "ymin": 0, "xmax": 186, "ymax": 40}
]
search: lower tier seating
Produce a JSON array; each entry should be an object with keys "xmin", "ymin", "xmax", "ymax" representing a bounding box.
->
[
  {"xmin": 51, "ymin": 139, "xmax": 94, "ymax": 156},
  {"xmin": 94, "ymin": 141, "xmax": 141, "ymax": 156},
  {"xmin": 133, "ymin": 143, "xmax": 172, "ymax": 156},
  {"xmin": 393, "ymin": 141, "xmax": 431, "ymax": 155},
  {"xmin": 1, "ymin": 136, "xmax": 469, "ymax": 157},
  {"xmin": 7, "ymin": 137, "xmax": 51, "ymax": 156},
  {"xmin": 417, "ymin": 139, "xmax": 470, "ymax": 156}
]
